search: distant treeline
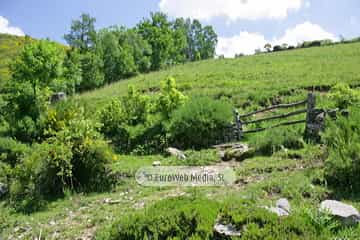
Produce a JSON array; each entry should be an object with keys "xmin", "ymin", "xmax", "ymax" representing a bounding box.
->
[
  {"xmin": 232, "ymin": 37, "xmax": 360, "ymax": 58},
  {"xmin": 63, "ymin": 12, "xmax": 217, "ymax": 93}
]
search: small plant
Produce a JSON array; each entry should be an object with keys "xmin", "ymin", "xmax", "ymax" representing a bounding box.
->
[
  {"xmin": 250, "ymin": 127, "xmax": 305, "ymax": 155},
  {"xmin": 323, "ymin": 107, "xmax": 360, "ymax": 190},
  {"xmin": 168, "ymin": 97, "xmax": 233, "ymax": 149},
  {"xmin": 329, "ymin": 83, "xmax": 360, "ymax": 109}
]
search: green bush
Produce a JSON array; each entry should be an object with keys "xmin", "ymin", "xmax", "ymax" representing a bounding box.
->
[
  {"xmin": 250, "ymin": 127, "xmax": 305, "ymax": 155},
  {"xmin": 157, "ymin": 77, "xmax": 188, "ymax": 119},
  {"xmin": 0, "ymin": 137, "xmax": 29, "ymax": 166},
  {"xmin": 95, "ymin": 196, "xmax": 219, "ymax": 240},
  {"xmin": 9, "ymin": 114, "xmax": 114, "ymax": 212},
  {"xmin": 323, "ymin": 107, "xmax": 360, "ymax": 190},
  {"xmin": 168, "ymin": 97, "xmax": 233, "ymax": 149},
  {"xmin": 218, "ymin": 201, "xmax": 334, "ymax": 239},
  {"xmin": 329, "ymin": 83, "xmax": 360, "ymax": 109}
]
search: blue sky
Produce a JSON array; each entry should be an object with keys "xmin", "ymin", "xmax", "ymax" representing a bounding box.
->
[{"xmin": 0, "ymin": 0, "xmax": 359, "ymax": 57}]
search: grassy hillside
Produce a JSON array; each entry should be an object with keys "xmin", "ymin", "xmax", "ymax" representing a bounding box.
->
[
  {"xmin": 77, "ymin": 42, "xmax": 360, "ymax": 112},
  {"xmin": 1, "ymin": 38, "xmax": 360, "ymax": 239},
  {"xmin": 0, "ymin": 34, "xmax": 26, "ymax": 86}
]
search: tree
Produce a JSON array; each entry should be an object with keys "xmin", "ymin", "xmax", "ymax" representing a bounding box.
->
[
  {"xmin": 264, "ymin": 43, "xmax": 272, "ymax": 52},
  {"xmin": 64, "ymin": 13, "xmax": 97, "ymax": 53},
  {"xmin": 137, "ymin": 12, "xmax": 175, "ymax": 70},
  {"xmin": 79, "ymin": 51, "xmax": 104, "ymax": 91},
  {"xmin": 9, "ymin": 39, "xmax": 63, "ymax": 99},
  {"xmin": 63, "ymin": 48, "xmax": 82, "ymax": 94},
  {"xmin": 5, "ymin": 40, "xmax": 63, "ymax": 142},
  {"xmin": 200, "ymin": 25, "xmax": 217, "ymax": 59}
]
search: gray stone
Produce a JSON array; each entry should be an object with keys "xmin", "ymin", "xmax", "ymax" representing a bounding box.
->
[
  {"xmin": 0, "ymin": 182, "xmax": 8, "ymax": 198},
  {"xmin": 266, "ymin": 206, "xmax": 289, "ymax": 217},
  {"xmin": 276, "ymin": 198, "xmax": 291, "ymax": 213},
  {"xmin": 214, "ymin": 223, "xmax": 241, "ymax": 237},
  {"xmin": 222, "ymin": 143, "xmax": 254, "ymax": 161},
  {"xmin": 320, "ymin": 200, "xmax": 360, "ymax": 225},
  {"xmin": 152, "ymin": 161, "xmax": 161, "ymax": 167},
  {"xmin": 50, "ymin": 92, "xmax": 67, "ymax": 103},
  {"xmin": 165, "ymin": 147, "xmax": 186, "ymax": 160}
]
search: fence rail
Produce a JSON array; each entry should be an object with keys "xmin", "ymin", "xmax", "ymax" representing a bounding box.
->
[{"xmin": 229, "ymin": 93, "xmax": 318, "ymax": 141}]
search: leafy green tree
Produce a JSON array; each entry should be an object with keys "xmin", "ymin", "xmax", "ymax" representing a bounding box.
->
[
  {"xmin": 79, "ymin": 50, "xmax": 104, "ymax": 91},
  {"xmin": 62, "ymin": 48, "xmax": 82, "ymax": 94},
  {"xmin": 171, "ymin": 18, "xmax": 188, "ymax": 64},
  {"xmin": 5, "ymin": 40, "xmax": 63, "ymax": 142},
  {"xmin": 64, "ymin": 13, "xmax": 97, "ymax": 53},
  {"xmin": 9, "ymin": 40, "xmax": 63, "ymax": 98},
  {"xmin": 157, "ymin": 77, "xmax": 187, "ymax": 119},
  {"xmin": 137, "ymin": 12, "xmax": 175, "ymax": 70}
]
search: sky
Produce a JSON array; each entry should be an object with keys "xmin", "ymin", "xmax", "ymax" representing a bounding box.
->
[{"xmin": 0, "ymin": 0, "xmax": 359, "ymax": 57}]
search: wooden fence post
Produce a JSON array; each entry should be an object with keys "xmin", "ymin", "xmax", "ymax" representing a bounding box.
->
[
  {"xmin": 306, "ymin": 92, "xmax": 316, "ymax": 124},
  {"xmin": 233, "ymin": 109, "xmax": 242, "ymax": 141},
  {"xmin": 305, "ymin": 92, "xmax": 319, "ymax": 140}
]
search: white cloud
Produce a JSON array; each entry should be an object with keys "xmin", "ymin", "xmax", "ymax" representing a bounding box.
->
[
  {"xmin": 273, "ymin": 22, "xmax": 337, "ymax": 46},
  {"xmin": 216, "ymin": 22, "xmax": 337, "ymax": 57},
  {"xmin": 159, "ymin": 0, "xmax": 304, "ymax": 21},
  {"xmin": 0, "ymin": 16, "xmax": 25, "ymax": 36},
  {"xmin": 217, "ymin": 32, "xmax": 267, "ymax": 57},
  {"xmin": 305, "ymin": 1, "xmax": 311, "ymax": 8}
]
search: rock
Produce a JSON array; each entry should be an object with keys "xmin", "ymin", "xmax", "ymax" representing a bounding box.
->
[
  {"xmin": 50, "ymin": 92, "xmax": 67, "ymax": 103},
  {"xmin": 165, "ymin": 147, "xmax": 186, "ymax": 160},
  {"xmin": 264, "ymin": 198, "xmax": 291, "ymax": 217},
  {"xmin": 214, "ymin": 223, "xmax": 241, "ymax": 237},
  {"xmin": 152, "ymin": 161, "xmax": 161, "ymax": 167},
  {"xmin": 266, "ymin": 206, "xmax": 289, "ymax": 217},
  {"xmin": 320, "ymin": 200, "xmax": 360, "ymax": 225},
  {"xmin": 0, "ymin": 182, "xmax": 8, "ymax": 198},
  {"xmin": 222, "ymin": 144, "xmax": 254, "ymax": 161},
  {"xmin": 276, "ymin": 198, "xmax": 291, "ymax": 213}
]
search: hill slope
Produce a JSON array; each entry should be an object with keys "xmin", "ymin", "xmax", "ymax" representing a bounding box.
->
[{"xmin": 77, "ymin": 42, "xmax": 360, "ymax": 111}]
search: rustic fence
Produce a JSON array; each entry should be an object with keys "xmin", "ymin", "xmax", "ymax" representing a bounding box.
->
[{"xmin": 224, "ymin": 92, "xmax": 322, "ymax": 142}]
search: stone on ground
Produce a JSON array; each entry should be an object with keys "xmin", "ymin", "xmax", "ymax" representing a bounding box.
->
[
  {"xmin": 165, "ymin": 147, "xmax": 186, "ymax": 160},
  {"xmin": 320, "ymin": 200, "xmax": 360, "ymax": 225}
]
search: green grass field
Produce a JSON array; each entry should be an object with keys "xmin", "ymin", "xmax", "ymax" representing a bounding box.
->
[
  {"xmin": 1, "ymin": 39, "xmax": 360, "ymax": 239},
  {"xmin": 76, "ymin": 42, "xmax": 360, "ymax": 113}
]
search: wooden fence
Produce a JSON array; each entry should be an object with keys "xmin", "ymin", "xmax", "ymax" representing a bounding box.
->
[{"xmin": 227, "ymin": 92, "xmax": 318, "ymax": 141}]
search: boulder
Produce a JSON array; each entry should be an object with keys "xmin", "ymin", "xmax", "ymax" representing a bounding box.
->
[
  {"xmin": 276, "ymin": 198, "xmax": 291, "ymax": 213},
  {"xmin": 214, "ymin": 223, "xmax": 241, "ymax": 237},
  {"xmin": 267, "ymin": 207, "xmax": 289, "ymax": 217},
  {"xmin": 0, "ymin": 182, "xmax": 8, "ymax": 198},
  {"xmin": 320, "ymin": 200, "xmax": 360, "ymax": 225},
  {"xmin": 165, "ymin": 147, "xmax": 186, "ymax": 160},
  {"xmin": 152, "ymin": 161, "xmax": 161, "ymax": 167},
  {"xmin": 264, "ymin": 198, "xmax": 291, "ymax": 217},
  {"xmin": 223, "ymin": 144, "xmax": 254, "ymax": 161},
  {"xmin": 50, "ymin": 92, "xmax": 67, "ymax": 103}
]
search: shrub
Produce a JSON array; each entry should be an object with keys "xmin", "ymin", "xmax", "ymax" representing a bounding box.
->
[
  {"xmin": 95, "ymin": 196, "xmax": 219, "ymax": 240},
  {"xmin": 121, "ymin": 85, "xmax": 150, "ymax": 125},
  {"xmin": 157, "ymin": 77, "xmax": 188, "ymax": 119},
  {"xmin": 323, "ymin": 107, "xmax": 360, "ymax": 190},
  {"xmin": 9, "ymin": 114, "xmax": 114, "ymax": 212},
  {"xmin": 168, "ymin": 97, "xmax": 233, "ymax": 149},
  {"xmin": 218, "ymin": 200, "xmax": 333, "ymax": 239},
  {"xmin": 250, "ymin": 127, "xmax": 305, "ymax": 155},
  {"xmin": 0, "ymin": 137, "xmax": 29, "ymax": 166},
  {"xmin": 328, "ymin": 83, "xmax": 360, "ymax": 109}
]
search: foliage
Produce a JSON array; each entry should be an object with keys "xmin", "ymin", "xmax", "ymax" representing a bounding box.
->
[
  {"xmin": 64, "ymin": 13, "xmax": 97, "ymax": 53},
  {"xmin": 9, "ymin": 39, "xmax": 64, "ymax": 97},
  {"xmin": 328, "ymin": 83, "xmax": 360, "ymax": 109},
  {"xmin": 168, "ymin": 97, "xmax": 233, "ymax": 149},
  {"xmin": 157, "ymin": 77, "xmax": 188, "ymax": 119},
  {"xmin": 95, "ymin": 196, "xmax": 219, "ymax": 240},
  {"xmin": 62, "ymin": 48, "xmax": 82, "ymax": 94},
  {"xmin": 79, "ymin": 50, "xmax": 104, "ymax": 91},
  {"xmin": 0, "ymin": 137, "xmax": 29, "ymax": 166},
  {"xmin": 121, "ymin": 86, "xmax": 151, "ymax": 126},
  {"xmin": 323, "ymin": 107, "xmax": 360, "ymax": 190},
  {"xmin": 218, "ymin": 200, "xmax": 335, "ymax": 239},
  {"xmin": 250, "ymin": 127, "xmax": 305, "ymax": 155}
]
